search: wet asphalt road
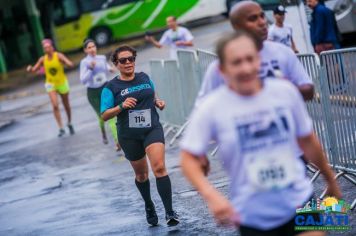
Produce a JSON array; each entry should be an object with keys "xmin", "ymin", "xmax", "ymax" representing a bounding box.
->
[{"xmin": 0, "ymin": 18, "xmax": 355, "ymax": 235}]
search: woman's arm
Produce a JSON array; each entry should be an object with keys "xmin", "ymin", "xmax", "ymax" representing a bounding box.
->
[
  {"xmin": 79, "ymin": 60, "xmax": 93, "ymax": 85},
  {"xmin": 180, "ymin": 151, "xmax": 236, "ymax": 225},
  {"xmin": 27, "ymin": 56, "xmax": 44, "ymax": 73},
  {"xmin": 298, "ymin": 133, "xmax": 342, "ymax": 198},
  {"xmin": 58, "ymin": 53, "xmax": 74, "ymax": 67},
  {"xmin": 106, "ymin": 61, "xmax": 116, "ymax": 73},
  {"xmin": 102, "ymin": 106, "xmax": 122, "ymax": 121},
  {"xmin": 100, "ymin": 86, "xmax": 137, "ymax": 122}
]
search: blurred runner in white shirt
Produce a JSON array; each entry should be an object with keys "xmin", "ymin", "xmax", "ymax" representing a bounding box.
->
[{"xmin": 145, "ymin": 16, "xmax": 194, "ymax": 59}]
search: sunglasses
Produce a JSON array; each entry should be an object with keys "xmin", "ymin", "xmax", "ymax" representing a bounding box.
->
[{"xmin": 117, "ymin": 56, "xmax": 136, "ymax": 64}]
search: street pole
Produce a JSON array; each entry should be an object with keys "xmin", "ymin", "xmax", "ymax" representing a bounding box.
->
[
  {"xmin": 0, "ymin": 43, "xmax": 7, "ymax": 79},
  {"xmin": 25, "ymin": 0, "xmax": 44, "ymax": 58}
]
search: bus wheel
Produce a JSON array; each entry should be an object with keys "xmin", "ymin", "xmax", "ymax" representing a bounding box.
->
[{"xmin": 91, "ymin": 27, "xmax": 112, "ymax": 47}]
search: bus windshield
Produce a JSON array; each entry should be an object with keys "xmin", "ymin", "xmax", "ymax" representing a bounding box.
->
[{"xmin": 53, "ymin": 0, "xmax": 81, "ymax": 26}]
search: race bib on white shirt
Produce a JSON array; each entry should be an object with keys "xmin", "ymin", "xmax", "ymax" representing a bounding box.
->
[
  {"xmin": 93, "ymin": 72, "xmax": 106, "ymax": 87},
  {"xmin": 128, "ymin": 109, "xmax": 151, "ymax": 128},
  {"xmin": 246, "ymin": 145, "xmax": 297, "ymax": 191}
]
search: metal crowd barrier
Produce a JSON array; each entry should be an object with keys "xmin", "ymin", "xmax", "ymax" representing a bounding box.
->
[
  {"xmin": 319, "ymin": 49, "xmax": 356, "ymax": 208},
  {"xmin": 177, "ymin": 50, "xmax": 201, "ymax": 117},
  {"xmin": 297, "ymin": 54, "xmax": 330, "ymax": 182},
  {"xmin": 149, "ymin": 60, "xmax": 167, "ymax": 122},
  {"xmin": 150, "ymin": 48, "xmax": 356, "ymax": 209},
  {"xmin": 196, "ymin": 49, "xmax": 218, "ymax": 82}
]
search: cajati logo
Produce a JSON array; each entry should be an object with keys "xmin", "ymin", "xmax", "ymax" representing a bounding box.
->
[{"xmin": 295, "ymin": 197, "xmax": 351, "ymax": 231}]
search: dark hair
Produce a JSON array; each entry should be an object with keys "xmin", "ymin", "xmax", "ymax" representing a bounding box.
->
[
  {"xmin": 111, "ymin": 45, "xmax": 137, "ymax": 65},
  {"xmin": 83, "ymin": 38, "xmax": 96, "ymax": 49},
  {"xmin": 216, "ymin": 31, "xmax": 259, "ymax": 65},
  {"xmin": 168, "ymin": 15, "xmax": 177, "ymax": 21}
]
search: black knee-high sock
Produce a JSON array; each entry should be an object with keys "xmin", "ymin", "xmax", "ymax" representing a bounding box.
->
[
  {"xmin": 156, "ymin": 175, "xmax": 173, "ymax": 213},
  {"xmin": 135, "ymin": 179, "xmax": 153, "ymax": 207}
]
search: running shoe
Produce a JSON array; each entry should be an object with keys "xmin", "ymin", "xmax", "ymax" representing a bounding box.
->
[
  {"xmin": 68, "ymin": 124, "xmax": 75, "ymax": 135},
  {"xmin": 166, "ymin": 211, "xmax": 180, "ymax": 226},
  {"xmin": 58, "ymin": 128, "xmax": 65, "ymax": 137},
  {"xmin": 116, "ymin": 143, "xmax": 122, "ymax": 151},
  {"xmin": 145, "ymin": 203, "xmax": 158, "ymax": 226},
  {"xmin": 103, "ymin": 137, "xmax": 109, "ymax": 144}
]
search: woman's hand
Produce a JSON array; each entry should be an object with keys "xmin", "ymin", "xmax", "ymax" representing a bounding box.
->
[
  {"xmin": 109, "ymin": 67, "xmax": 115, "ymax": 73},
  {"xmin": 155, "ymin": 99, "xmax": 165, "ymax": 110},
  {"xmin": 326, "ymin": 178, "xmax": 342, "ymax": 199},
  {"xmin": 122, "ymin": 97, "xmax": 137, "ymax": 109},
  {"xmin": 206, "ymin": 191, "xmax": 238, "ymax": 226},
  {"xmin": 26, "ymin": 65, "xmax": 33, "ymax": 73},
  {"xmin": 90, "ymin": 61, "xmax": 96, "ymax": 69}
]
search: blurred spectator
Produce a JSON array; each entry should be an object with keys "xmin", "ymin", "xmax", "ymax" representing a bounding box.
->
[
  {"xmin": 268, "ymin": 5, "xmax": 298, "ymax": 53},
  {"xmin": 307, "ymin": 0, "xmax": 341, "ymax": 54},
  {"xmin": 145, "ymin": 16, "xmax": 194, "ymax": 59}
]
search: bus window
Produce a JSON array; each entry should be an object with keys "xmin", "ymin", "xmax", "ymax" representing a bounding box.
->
[
  {"xmin": 108, "ymin": 0, "xmax": 138, "ymax": 7},
  {"xmin": 79, "ymin": 0, "xmax": 137, "ymax": 13},
  {"xmin": 79, "ymin": 0, "xmax": 107, "ymax": 12},
  {"xmin": 53, "ymin": 0, "xmax": 81, "ymax": 26}
]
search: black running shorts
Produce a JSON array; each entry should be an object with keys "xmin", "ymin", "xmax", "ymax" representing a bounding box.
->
[{"xmin": 118, "ymin": 125, "xmax": 165, "ymax": 161}]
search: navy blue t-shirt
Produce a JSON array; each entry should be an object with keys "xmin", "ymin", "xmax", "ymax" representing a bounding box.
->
[{"xmin": 101, "ymin": 72, "xmax": 160, "ymax": 138}]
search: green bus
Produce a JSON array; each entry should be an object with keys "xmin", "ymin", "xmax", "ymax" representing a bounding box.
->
[{"xmin": 51, "ymin": 0, "xmax": 232, "ymax": 52}]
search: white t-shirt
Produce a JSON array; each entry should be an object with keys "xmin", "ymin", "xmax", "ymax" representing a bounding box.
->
[
  {"xmin": 181, "ymin": 79, "xmax": 313, "ymax": 230},
  {"xmin": 159, "ymin": 26, "xmax": 194, "ymax": 59},
  {"xmin": 80, "ymin": 55, "xmax": 110, "ymax": 88},
  {"xmin": 195, "ymin": 41, "xmax": 312, "ymax": 105},
  {"xmin": 268, "ymin": 24, "xmax": 294, "ymax": 48}
]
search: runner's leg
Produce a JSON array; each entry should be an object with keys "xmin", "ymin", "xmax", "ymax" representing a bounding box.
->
[
  {"xmin": 98, "ymin": 116, "xmax": 108, "ymax": 144},
  {"xmin": 146, "ymin": 143, "xmax": 174, "ymax": 214},
  {"xmin": 60, "ymin": 92, "xmax": 72, "ymax": 124},
  {"xmin": 107, "ymin": 117, "xmax": 120, "ymax": 150},
  {"xmin": 130, "ymin": 157, "xmax": 153, "ymax": 206},
  {"xmin": 48, "ymin": 91, "xmax": 63, "ymax": 129}
]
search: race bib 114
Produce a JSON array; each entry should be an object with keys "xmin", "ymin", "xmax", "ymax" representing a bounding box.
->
[{"xmin": 128, "ymin": 109, "xmax": 151, "ymax": 128}]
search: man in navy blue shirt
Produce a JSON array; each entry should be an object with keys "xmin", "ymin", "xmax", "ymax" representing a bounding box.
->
[{"xmin": 307, "ymin": 0, "xmax": 341, "ymax": 54}]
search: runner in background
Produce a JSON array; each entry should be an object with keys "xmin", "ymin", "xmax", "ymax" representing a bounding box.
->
[
  {"xmin": 181, "ymin": 31, "xmax": 341, "ymax": 236},
  {"xmin": 268, "ymin": 5, "xmax": 299, "ymax": 53},
  {"xmin": 27, "ymin": 39, "xmax": 75, "ymax": 137},
  {"xmin": 101, "ymin": 45, "xmax": 179, "ymax": 226},
  {"xmin": 145, "ymin": 16, "xmax": 194, "ymax": 59},
  {"xmin": 79, "ymin": 39, "xmax": 120, "ymax": 150}
]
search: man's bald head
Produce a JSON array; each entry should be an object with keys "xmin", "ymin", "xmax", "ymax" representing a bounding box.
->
[
  {"xmin": 228, "ymin": 1, "xmax": 268, "ymax": 47},
  {"xmin": 229, "ymin": 1, "xmax": 260, "ymax": 27}
]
